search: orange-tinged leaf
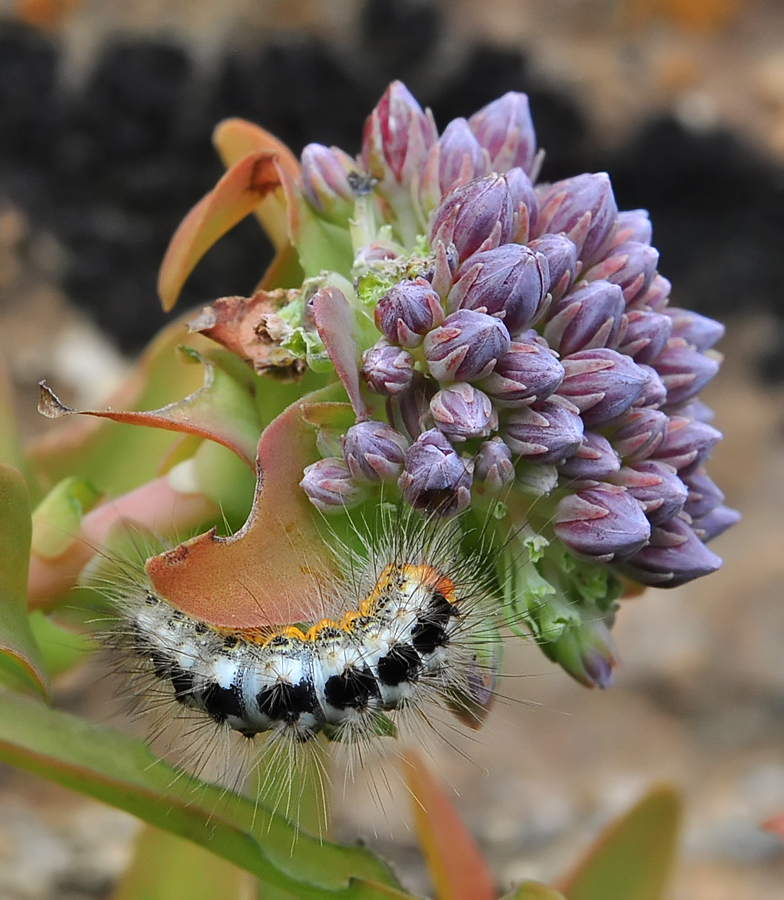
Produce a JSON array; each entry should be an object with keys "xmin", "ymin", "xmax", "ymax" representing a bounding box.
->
[
  {"xmin": 500, "ymin": 883, "xmax": 566, "ymax": 900},
  {"xmin": 404, "ymin": 750, "xmax": 496, "ymax": 900},
  {"xmin": 145, "ymin": 384, "xmax": 344, "ymax": 628},
  {"xmin": 257, "ymin": 241, "xmax": 306, "ymax": 292},
  {"xmin": 158, "ymin": 151, "xmax": 290, "ymax": 312},
  {"xmin": 38, "ymin": 346, "xmax": 262, "ymax": 469},
  {"xmin": 557, "ymin": 785, "xmax": 682, "ymax": 900},
  {"xmin": 312, "ymin": 286, "xmax": 368, "ymax": 419},
  {"xmin": 0, "ymin": 464, "xmax": 50, "ymax": 699}
]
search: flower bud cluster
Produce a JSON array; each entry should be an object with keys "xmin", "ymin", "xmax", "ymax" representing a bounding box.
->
[{"xmin": 298, "ymin": 79, "xmax": 737, "ymax": 610}]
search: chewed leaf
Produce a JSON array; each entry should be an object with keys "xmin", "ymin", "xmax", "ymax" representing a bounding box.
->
[
  {"xmin": 404, "ymin": 750, "xmax": 496, "ymax": 900},
  {"xmin": 38, "ymin": 347, "xmax": 262, "ymax": 469},
  {"xmin": 158, "ymin": 151, "xmax": 291, "ymax": 312},
  {"xmin": 312, "ymin": 286, "xmax": 368, "ymax": 419},
  {"xmin": 145, "ymin": 384, "xmax": 345, "ymax": 628},
  {"xmin": 557, "ymin": 785, "xmax": 682, "ymax": 900},
  {"xmin": 213, "ymin": 117, "xmax": 300, "ymax": 252},
  {"xmin": 0, "ymin": 692, "xmax": 406, "ymax": 898},
  {"xmin": 0, "ymin": 464, "xmax": 50, "ymax": 699}
]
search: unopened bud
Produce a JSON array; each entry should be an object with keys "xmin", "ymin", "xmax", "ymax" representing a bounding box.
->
[
  {"xmin": 630, "ymin": 273, "xmax": 671, "ymax": 312},
  {"xmin": 528, "ymin": 233, "xmax": 580, "ymax": 302},
  {"xmin": 301, "ymin": 143, "xmax": 357, "ymax": 224},
  {"xmin": 448, "ymin": 243, "xmax": 549, "ymax": 335},
  {"xmin": 424, "ymin": 308, "xmax": 511, "ymax": 382},
  {"xmin": 468, "ymin": 91, "xmax": 538, "ymax": 174},
  {"xmin": 390, "ymin": 373, "xmax": 436, "ymax": 440},
  {"xmin": 554, "ymin": 483, "xmax": 651, "ymax": 562},
  {"xmin": 558, "ymin": 431, "xmax": 620, "ymax": 481},
  {"xmin": 679, "ymin": 399, "xmax": 715, "ymax": 423},
  {"xmin": 435, "ymin": 118, "xmax": 490, "ymax": 195},
  {"xmin": 375, "ymin": 277, "xmax": 444, "ymax": 348},
  {"xmin": 549, "ymin": 613, "xmax": 618, "ymax": 689},
  {"xmin": 583, "ymin": 240, "xmax": 659, "ymax": 304},
  {"xmin": 398, "ymin": 429, "xmax": 473, "ymax": 516},
  {"xmin": 619, "ymin": 309, "xmax": 673, "ymax": 365},
  {"xmin": 343, "ymin": 421, "xmax": 408, "ymax": 483},
  {"xmin": 611, "ymin": 209, "xmax": 652, "ymax": 247},
  {"xmin": 655, "ymin": 339, "xmax": 721, "ymax": 408},
  {"xmin": 544, "ymin": 280, "xmax": 625, "ymax": 357},
  {"xmin": 557, "ymin": 348, "xmax": 649, "ymax": 427},
  {"xmin": 665, "ymin": 308, "xmax": 725, "ymax": 351},
  {"xmin": 536, "ymin": 172, "xmax": 618, "ymax": 267},
  {"xmin": 610, "ymin": 407, "xmax": 669, "ymax": 461},
  {"xmin": 474, "ymin": 437, "xmax": 515, "ymax": 491},
  {"xmin": 300, "ymin": 458, "xmax": 365, "ymax": 511},
  {"xmin": 691, "ymin": 505, "xmax": 741, "ymax": 542},
  {"xmin": 621, "ymin": 514, "xmax": 722, "ymax": 587},
  {"xmin": 480, "ymin": 335, "xmax": 565, "ymax": 407},
  {"xmin": 361, "ymin": 339, "xmax": 415, "ymax": 396},
  {"xmin": 430, "ymin": 382, "xmax": 497, "ymax": 442},
  {"xmin": 682, "ymin": 469, "xmax": 725, "ymax": 519},
  {"xmin": 505, "ymin": 166, "xmax": 540, "ymax": 241},
  {"xmin": 610, "ymin": 460, "xmax": 688, "ymax": 525},
  {"xmin": 633, "ymin": 364, "xmax": 668, "ymax": 409},
  {"xmin": 502, "ymin": 398, "xmax": 584, "ymax": 464},
  {"xmin": 651, "ymin": 415, "xmax": 722, "ymax": 475}
]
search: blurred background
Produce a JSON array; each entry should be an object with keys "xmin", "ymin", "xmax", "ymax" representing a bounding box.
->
[{"xmin": 0, "ymin": 1, "xmax": 783, "ymax": 898}]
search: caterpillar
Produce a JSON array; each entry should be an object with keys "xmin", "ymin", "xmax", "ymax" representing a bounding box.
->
[{"xmin": 104, "ymin": 507, "xmax": 506, "ymax": 795}]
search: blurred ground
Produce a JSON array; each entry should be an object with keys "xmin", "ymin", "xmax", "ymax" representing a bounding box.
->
[{"xmin": 1, "ymin": 1, "xmax": 784, "ymax": 899}]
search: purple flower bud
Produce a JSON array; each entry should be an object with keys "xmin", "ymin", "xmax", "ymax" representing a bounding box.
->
[
  {"xmin": 375, "ymin": 277, "xmax": 444, "ymax": 348},
  {"xmin": 651, "ymin": 415, "xmax": 722, "ymax": 475},
  {"xmin": 300, "ymin": 143, "xmax": 357, "ymax": 224},
  {"xmin": 536, "ymin": 172, "xmax": 618, "ymax": 267},
  {"xmin": 361, "ymin": 339, "xmax": 415, "ymax": 396},
  {"xmin": 468, "ymin": 91, "xmax": 537, "ymax": 174},
  {"xmin": 557, "ymin": 348, "xmax": 650, "ymax": 427},
  {"xmin": 610, "ymin": 407, "xmax": 669, "ymax": 461},
  {"xmin": 621, "ymin": 515, "xmax": 722, "ymax": 587},
  {"xmin": 679, "ymin": 399, "xmax": 715, "ymax": 423},
  {"xmin": 300, "ymin": 457, "xmax": 365, "ymax": 511},
  {"xmin": 583, "ymin": 240, "xmax": 659, "ymax": 304},
  {"xmin": 429, "ymin": 174, "xmax": 515, "ymax": 261},
  {"xmin": 665, "ymin": 308, "xmax": 725, "ymax": 351},
  {"xmin": 528, "ymin": 233, "xmax": 580, "ymax": 302},
  {"xmin": 543, "ymin": 280, "xmax": 625, "ymax": 357},
  {"xmin": 474, "ymin": 437, "xmax": 515, "ymax": 491},
  {"xmin": 630, "ymin": 273, "xmax": 671, "ymax": 312},
  {"xmin": 480, "ymin": 338, "xmax": 564, "ymax": 408},
  {"xmin": 610, "ymin": 209, "xmax": 652, "ymax": 247},
  {"xmin": 398, "ymin": 429, "xmax": 473, "ymax": 516},
  {"xmin": 355, "ymin": 241, "xmax": 402, "ymax": 266},
  {"xmin": 550, "ymin": 616, "xmax": 618, "ymax": 689},
  {"xmin": 502, "ymin": 398, "xmax": 584, "ymax": 464},
  {"xmin": 505, "ymin": 166, "xmax": 540, "ymax": 242},
  {"xmin": 430, "ymin": 382, "xmax": 497, "ymax": 442},
  {"xmin": 448, "ymin": 244, "xmax": 549, "ymax": 334},
  {"xmin": 343, "ymin": 421, "xmax": 409, "ymax": 483},
  {"xmin": 362, "ymin": 81, "xmax": 437, "ymax": 185},
  {"xmin": 618, "ymin": 309, "xmax": 673, "ymax": 365},
  {"xmin": 390, "ymin": 373, "xmax": 436, "ymax": 440},
  {"xmin": 558, "ymin": 431, "xmax": 620, "ymax": 481},
  {"xmin": 654, "ymin": 339, "xmax": 721, "ymax": 408},
  {"xmin": 633, "ymin": 364, "xmax": 668, "ymax": 409},
  {"xmin": 554, "ymin": 484, "xmax": 651, "ymax": 562},
  {"xmin": 683, "ymin": 469, "xmax": 725, "ymax": 519},
  {"xmin": 691, "ymin": 505, "xmax": 741, "ymax": 542},
  {"xmin": 424, "ymin": 308, "xmax": 511, "ymax": 382},
  {"xmin": 610, "ymin": 461, "xmax": 688, "ymax": 525},
  {"xmin": 427, "ymin": 240, "xmax": 460, "ymax": 299},
  {"xmin": 435, "ymin": 118, "xmax": 490, "ymax": 194}
]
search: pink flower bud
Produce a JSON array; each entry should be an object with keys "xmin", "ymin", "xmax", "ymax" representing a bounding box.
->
[
  {"xmin": 651, "ymin": 415, "xmax": 722, "ymax": 475},
  {"xmin": 480, "ymin": 335, "xmax": 565, "ymax": 407},
  {"xmin": 361, "ymin": 339, "xmax": 415, "ymax": 395},
  {"xmin": 448, "ymin": 243, "xmax": 550, "ymax": 335},
  {"xmin": 610, "ymin": 407, "xmax": 669, "ymax": 461},
  {"xmin": 630, "ymin": 273, "xmax": 671, "ymax": 311},
  {"xmin": 343, "ymin": 421, "xmax": 409, "ymax": 483},
  {"xmin": 528, "ymin": 233, "xmax": 580, "ymax": 302},
  {"xmin": 610, "ymin": 209, "xmax": 652, "ymax": 247},
  {"xmin": 436, "ymin": 118, "xmax": 490, "ymax": 194},
  {"xmin": 505, "ymin": 166, "xmax": 539, "ymax": 241},
  {"xmin": 536, "ymin": 172, "xmax": 618, "ymax": 266},
  {"xmin": 543, "ymin": 280, "xmax": 625, "ymax": 357},
  {"xmin": 619, "ymin": 309, "xmax": 673, "ymax": 365},
  {"xmin": 610, "ymin": 460, "xmax": 688, "ymax": 525},
  {"xmin": 431, "ymin": 382, "xmax": 497, "ymax": 442},
  {"xmin": 468, "ymin": 91, "xmax": 538, "ymax": 174},
  {"xmin": 362, "ymin": 80, "xmax": 437, "ymax": 185},
  {"xmin": 583, "ymin": 240, "xmax": 659, "ymax": 304},
  {"xmin": 554, "ymin": 484, "xmax": 651, "ymax": 562},
  {"xmin": 398, "ymin": 429, "xmax": 473, "ymax": 516},
  {"xmin": 621, "ymin": 515, "xmax": 722, "ymax": 587},
  {"xmin": 654, "ymin": 339, "xmax": 721, "ymax": 407},
  {"xmin": 665, "ymin": 308, "xmax": 725, "ymax": 351},
  {"xmin": 474, "ymin": 438, "xmax": 515, "ymax": 491},
  {"xmin": 424, "ymin": 308, "xmax": 511, "ymax": 381},
  {"xmin": 557, "ymin": 431, "xmax": 620, "ymax": 481},
  {"xmin": 300, "ymin": 458, "xmax": 365, "ymax": 511},
  {"xmin": 557, "ymin": 348, "xmax": 649, "ymax": 427},
  {"xmin": 633, "ymin": 364, "xmax": 668, "ymax": 409},
  {"xmin": 502, "ymin": 398, "xmax": 584, "ymax": 464},
  {"xmin": 375, "ymin": 277, "xmax": 444, "ymax": 348},
  {"xmin": 300, "ymin": 143, "xmax": 357, "ymax": 224}
]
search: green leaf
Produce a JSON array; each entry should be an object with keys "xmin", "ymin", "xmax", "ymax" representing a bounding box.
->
[
  {"xmin": 0, "ymin": 464, "xmax": 50, "ymax": 699},
  {"xmin": 557, "ymin": 786, "xmax": 682, "ymax": 900},
  {"xmin": 31, "ymin": 477, "xmax": 102, "ymax": 560},
  {"xmin": 28, "ymin": 611, "xmax": 96, "ymax": 678},
  {"xmin": 500, "ymin": 883, "xmax": 566, "ymax": 900},
  {"xmin": 0, "ymin": 692, "xmax": 408, "ymax": 899}
]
